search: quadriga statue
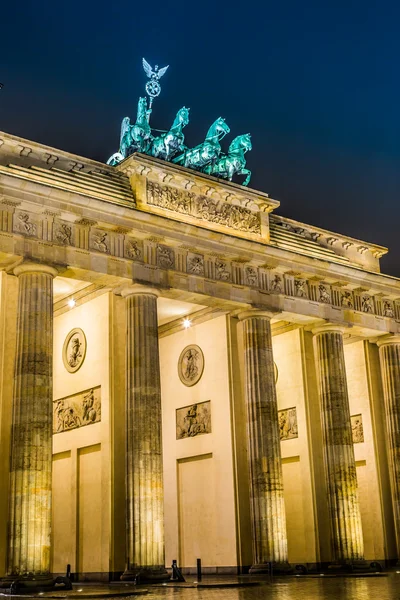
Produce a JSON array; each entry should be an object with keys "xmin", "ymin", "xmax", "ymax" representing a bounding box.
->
[
  {"xmin": 150, "ymin": 106, "xmax": 190, "ymax": 161},
  {"xmin": 173, "ymin": 117, "xmax": 230, "ymax": 170},
  {"xmin": 204, "ymin": 133, "xmax": 252, "ymax": 186},
  {"xmin": 107, "ymin": 97, "xmax": 152, "ymax": 166}
]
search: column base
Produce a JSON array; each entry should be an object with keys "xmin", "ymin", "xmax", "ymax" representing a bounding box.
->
[
  {"xmin": 0, "ymin": 574, "xmax": 72, "ymax": 593},
  {"xmin": 121, "ymin": 567, "xmax": 170, "ymax": 583},
  {"xmin": 249, "ymin": 562, "xmax": 292, "ymax": 575},
  {"xmin": 327, "ymin": 560, "xmax": 370, "ymax": 573}
]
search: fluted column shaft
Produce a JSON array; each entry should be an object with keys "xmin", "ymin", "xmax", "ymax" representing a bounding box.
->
[
  {"xmin": 377, "ymin": 337, "xmax": 400, "ymax": 558},
  {"xmin": 7, "ymin": 264, "xmax": 57, "ymax": 578},
  {"xmin": 313, "ymin": 326, "xmax": 364, "ymax": 562},
  {"xmin": 239, "ymin": 311, "xmax": 288, "ymax": 571},
  {"xmin": 122, "ymin": 288, "xmax": 167, "ymax": 581}
]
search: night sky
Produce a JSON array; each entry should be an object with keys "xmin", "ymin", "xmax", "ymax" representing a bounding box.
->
[{"xmin": 1, "ymin": 1, "xmax": 399, "ymax": 275}]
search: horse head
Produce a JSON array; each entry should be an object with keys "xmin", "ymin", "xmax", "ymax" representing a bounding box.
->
[
  {"xmin": 229, "ymin": 133, "xmax": 252, "ymax": 154},
  {"xmin": 171, "ymin": 107, "xmax": 190, "ymax": 132},
  {"xmin": 177, "ymin": 106, "xmax": 190, "ymax": 127},
  {"xmin": 206, "ymin": 117, "xmax": 230, "ymax": 142}
]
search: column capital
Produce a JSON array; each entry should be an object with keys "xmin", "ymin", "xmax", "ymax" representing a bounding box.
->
[
  {"xmin": 376, "ymin": 335, "xmax": 400, "ymax": 348},
  {"xmin": 13, "ymin": 262, "xmax": 58, "ymax": 278},
  {"xmin": 238, "ymin": 308, "xmax": 278, "ymax": 322},
  {"xmin": 120, "ymin": 284, "xmax": 160, "ymax": 299},
  {"xmin": 312, "ymin": 323, "xmax": 349, "ymax": 336}
]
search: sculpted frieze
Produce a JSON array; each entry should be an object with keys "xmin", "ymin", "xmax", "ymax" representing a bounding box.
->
[
  {"xmin": 318, "ymin": 284, "xmax": 331, "ymax": 304},
  {"xmin": 245, "ymin": 266, "xmax": 258, "ymax": 287},
  {"xmin": 187, "ymin": 252, "xmax": 205, "ymax": 276},
  {"xmin": 124, "ymin": 238, "xmax": 143, "ymax": 260},
  {"xmin": 176, "ymin": 400, "xmax": 211, "ymax": 439},
  {"xmin": 215, "ymin": 259, "xmax": 231, "ymax": 281},
  {"xmin": 147, "ymin": 181, "xmax": 192, "ymax": 214},
  {"xmin": 157, "ymin": 244, "xmax": 175, "ymax": 269},
  {"xmin": 270, "ymin": 273, "xmax": 282, "ymax": 293},
  {"xmin": 341, "ymin": 291, "xmax": 354, "ymax": 308},
  {"xmin": 53, "ymin": 386, "xmax": 101, "ymax": 434},
  {"xmin": 295, "ymin": 279, "xmax": 308, "ymax": 298},
  {"xmin": 361, "ymin": 294, "xmax": 373, "ymax": 313},
  {"xmin": 90, "ymin": 230, "xmax": 109, "ymax": 254},
  {"xmin": 278, "ymin": 407, "xmax": 298, "ymax": 441},
  {"xmin": 147, "ymin": 181, "xmax": 261, "ymax": 235},
  {"xmin": 351, "ymin": 414, "xmax": 364, "ymax": 444},
  {"xmin": 383, "ymin": 300, "xmax": 394, "ymax": 318},
  {"xmin": 14, "ymin": 212, "xmax": 37, "ymax": 236},
  {"xmin": 3, "ymin": 205, "xmax": 397, "ymax": 324},
  {"xmin": 53, "ymin": 222, "xmax": 73, "ymax": 246}
]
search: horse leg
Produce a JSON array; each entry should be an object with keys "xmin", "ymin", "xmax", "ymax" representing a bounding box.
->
[{"xmin": 238, "ymin": 168, "xmax": 251, "ymax": 186}]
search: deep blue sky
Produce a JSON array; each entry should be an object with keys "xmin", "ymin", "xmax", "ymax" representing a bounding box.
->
[{"xmin": 1, "ymin": 1, "xmax": 399, "ymax": 275}]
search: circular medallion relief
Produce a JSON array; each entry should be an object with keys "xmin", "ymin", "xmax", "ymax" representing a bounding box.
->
[
  {"xmin": 62, "ymin": 328, "xmax": 87, "ymax": 373},
  {"xmin": 178, "ymin": 344, "xmax": 205, "ymax": 387}
]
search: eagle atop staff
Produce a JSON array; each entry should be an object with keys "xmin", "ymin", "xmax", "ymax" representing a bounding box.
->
[{"xmin": 142, "ymin": 58, "xmax": 169, "ymax": 82}]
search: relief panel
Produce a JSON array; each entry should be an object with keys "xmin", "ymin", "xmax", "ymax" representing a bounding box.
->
[
  {"xmin": 53, "ymin": 386, "xmax": 101, "ymax": 434},
  {"xmin": 176, "ymin": 400, "xmax": 211, "ymax": 439},
  {"xmin": 147, "ymin": 181, "xmax": 261, "ymax": 235},
  {"xmin": 278, "ymin": 407, "xmax": 298, "ymax": 441},
  {"xmin": 351, "ymin": 414, "xmax": 364, "ymax": 443}
]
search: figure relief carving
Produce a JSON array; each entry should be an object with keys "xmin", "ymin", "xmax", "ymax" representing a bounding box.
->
[
  {"xmin": 54, "ymin": 223, "xmax": 72, "ymax": 246},
  {"xmin": 215, "ymin": 259, "xmax": 231, "ymax": 281},
  {"xmin": 157, "ymin": 244, "xmax": 175, "ymax": 268},
  {"xmin": 319, "ymin": 284, "xmax": 331, "ymax": 304},
  {"xmin": 53, "ymin": 386, "xmax": 101, "ymax": 434},
  {"xmin": 62, "ymin": 328, "xmax": 87, "ymax": 373},
  {"xmin": 147, "ymin": 181, "xmax": 192, "ymax": 214},
  {"xmin": 125, "ymin": 239, "xmax": 142, "ymax": 259},
  {"xmin": 147, "ymin": 181, "xmax": 261, "ymax": 234},
  {"xmin": 16, "ymin": 212, "xmax": 37, "ymax": 236},
  {"xmin": 361, "ymin": 295, "xmax": 373, "ymax": 313},
  {"xmin": 187, "ymin": 253, "xmax": 205, "ymax": 275},
  {"xmin": 295, "ymin": 279, "xmax": 308, "ymax": 298},
  {"xmin": 245, "ymin": 266, "xmax": 258, "ymax": 286},
  {"xmin": 351, "ymin": 414, "xmax": 364, "ymax": 443},
  {"xmin": 278, "ymin": 407, "xmax": 298, "ymax": 440},
  {"xmin": 341, "ymin": 291, "xmax": 354, "ymax": 308},
  {"xmin": 92, "ymin": 232, "xmax": 109, "ymax": 253},
  {"xmin": 270, "ymin": 273, "xmax": 282, "ymax": 293},
  {"xmin": 178, "ymin": 344, "xmax": 205, "ymax": 387},
  {"xmin": 176, "ymin": 400, "xmax": 211, "ymax": 439},
  {"xmin": 383, "ymin": 300, "xmax": 394, "ymax": 318}
]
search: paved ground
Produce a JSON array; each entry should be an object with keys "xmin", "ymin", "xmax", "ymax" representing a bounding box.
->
[
  {"xmin": 1, "ymin": 573, "xmax": 400, "ymax": 600},
  {"xmin": 148, "ymin": 573, "xmax": 400, "ymax": 599}
]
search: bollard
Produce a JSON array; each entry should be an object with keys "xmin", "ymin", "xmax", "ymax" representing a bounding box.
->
[
  {"xmin": 196, "ymin": 558, "xmax": 202, "ymax": 582},
  {"xmin": 172, "ymin": 559, "xmax": 185, "ymax": 582}
]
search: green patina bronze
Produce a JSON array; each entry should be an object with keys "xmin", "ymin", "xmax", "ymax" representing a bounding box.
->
[
  {"xmin": 204, "ymin": 133, "xmax": 252, "ymax": 186},
  {"xmin": 107, "ymin": 59, "xmax": 252, "ymax": 186},
  {"xmin": 151, "ymin": 107, "xmax": 189, "ymax": 161},
  {"xmin": 173, "ymin": 117, "xmax": 230, "ymax": 170}
]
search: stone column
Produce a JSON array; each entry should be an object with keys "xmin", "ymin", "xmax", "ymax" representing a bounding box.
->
[
  {"xmin": 121, "ymin": 287, "xmax": 168, "ymax": 582},
  {"xmin": 239, "ymin": 310, "xmax": 289, "ymax": 573},
  {"xmin": 6, "ymin": 263, "xmax": 57, "ymax": 582},
  {"xmin": 377, "ymin": 336, "xmax": 400, "ymax": 560},
  {"xmin": 312, "ymin": 325, "xmax": 364, "ymax": 563}
]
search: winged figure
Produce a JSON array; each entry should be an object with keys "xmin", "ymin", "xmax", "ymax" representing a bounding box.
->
[{"xmin": 142, "ymin": 58, "xmax": 169, "ymax": 81}]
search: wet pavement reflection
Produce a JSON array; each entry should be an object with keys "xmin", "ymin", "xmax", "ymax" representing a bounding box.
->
[{"xmin": 146, "ymin": 574, "xmax": 400, "ymax": 600}]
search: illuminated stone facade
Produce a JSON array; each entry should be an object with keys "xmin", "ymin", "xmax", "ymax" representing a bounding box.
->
[{"xmin": 0, "ymin": 130, "xmax": 400, "ymax": 581}]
